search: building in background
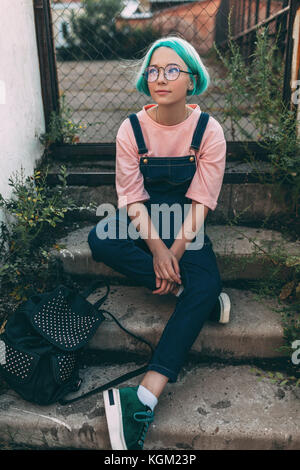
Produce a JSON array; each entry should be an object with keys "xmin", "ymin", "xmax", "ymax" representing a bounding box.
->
[{"xmin": 51, "ymin": 0, "xmax": 83, "ymax": 48}]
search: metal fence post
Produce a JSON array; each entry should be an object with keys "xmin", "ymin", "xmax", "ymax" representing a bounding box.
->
[
  {"xmin": 282, "ymin": 0, "xmax": 300, "ymax": 108},
  {"xmin": 33, "ymin": 0, "xmax": 60, "ymax": 129}
]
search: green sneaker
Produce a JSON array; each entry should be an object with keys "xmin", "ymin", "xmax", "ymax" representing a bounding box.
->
[{"xmin": 103, "ymin": 386, "xmax": 154, "ymax": 450}]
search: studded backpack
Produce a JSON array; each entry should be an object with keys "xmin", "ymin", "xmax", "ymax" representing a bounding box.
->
[{"xmin": 0, "ymin": 279, "xmax": 153, "ymax": 406}]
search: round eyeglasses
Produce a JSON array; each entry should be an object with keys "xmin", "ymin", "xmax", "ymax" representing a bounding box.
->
[{"xmin": 143, "ymin": 63, "xmax": 195, "ymax": 83}]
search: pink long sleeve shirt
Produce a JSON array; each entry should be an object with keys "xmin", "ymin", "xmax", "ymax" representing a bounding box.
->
[{"xmin": 115, "ymin": 104, "xmax": 226, "ymax": 211}]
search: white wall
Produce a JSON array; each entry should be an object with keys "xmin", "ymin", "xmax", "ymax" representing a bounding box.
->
[{"xmin": 0, "ymin": 0, "xmax": 45, "ymax": 210}]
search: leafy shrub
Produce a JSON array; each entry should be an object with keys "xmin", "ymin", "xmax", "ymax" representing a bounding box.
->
[
  {"xmin": 39, "ymin": 93, "xmax": 86, "ymax": 148},
  {"xmin": 214, "ymin": 13, "xmax": 300, "ymax": 216},
  {"xmin": 0, "ymin": 165, "xmax": 76, "ymax": 306}
]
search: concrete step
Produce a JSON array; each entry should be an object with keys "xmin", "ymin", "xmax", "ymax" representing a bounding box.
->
[
  {"xmin": 46, "ymin": 159, "xmax": 278, "ymax": 185},
  {"xmin": 85, "ymin": 286, "xmax": 285, "ymax": 360},
  {"xmin": 0, "ymin": 363, "xmax": 299, "ymax": 450},
  {"xmin": 52, "ymin": 224, "xmax": 300, "ymax": 281},
  {"xmin": 46, "ymin": 159, "xmax": 290, "ymax": 225}
]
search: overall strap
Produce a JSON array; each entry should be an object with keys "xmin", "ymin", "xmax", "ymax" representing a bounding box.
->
[
  {"xmin": 129, "ymin": 111, "xmax": 210, "ymax": 154},
  {"xmin": 128, "ymin": 113, "xmax": 148, "ymax": 155},
  {"xmin": 190, "ymin": 112, "xmax": 210, "ymax": 152}
]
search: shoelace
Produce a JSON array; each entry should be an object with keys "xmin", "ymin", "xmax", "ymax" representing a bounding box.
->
[{"xmin": 134, "ymin": 409, "xmax": 154, "ymax": 448}]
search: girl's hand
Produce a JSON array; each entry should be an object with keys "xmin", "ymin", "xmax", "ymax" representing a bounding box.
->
[
  {"xmin": 152, "ymin": 246, "xmax": 181, "ymax": 295},
  {"xmin": 153, "ymin": 278, "xmax": 179, "ymax": 296}
]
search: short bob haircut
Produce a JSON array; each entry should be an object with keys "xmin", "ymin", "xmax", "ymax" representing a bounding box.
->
[{"xmin": 135, "ymin": 36, "xmax": 210, "ymax": 96}]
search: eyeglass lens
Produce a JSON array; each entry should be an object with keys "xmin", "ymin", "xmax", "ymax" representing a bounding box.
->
[{"xmin": 145, "ymin": 64, "xmax": 180, "ymax": 82}]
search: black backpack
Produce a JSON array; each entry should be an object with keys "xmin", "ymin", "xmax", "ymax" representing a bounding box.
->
[{"xmin": 0, "ymin": 279, "xmax": 153, "ymax": 406}]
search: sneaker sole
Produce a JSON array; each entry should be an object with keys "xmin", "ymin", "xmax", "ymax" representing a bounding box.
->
[
  {"xmin": 219, "ymin": 292, "xmax": 231, "ymax": 324},
  {"xmin": 103, "ymin": 388, "xmax": 127, "ymax": 450}
]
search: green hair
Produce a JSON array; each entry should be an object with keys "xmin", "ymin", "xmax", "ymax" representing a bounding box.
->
[{"xmin": 135, "ymin": 36, "xmax": 210, "ymax": 96}]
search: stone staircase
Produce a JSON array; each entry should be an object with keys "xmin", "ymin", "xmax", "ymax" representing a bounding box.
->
[{"xmin": 0, "ymin": 158, "xmax": 299, "ymax": 450}]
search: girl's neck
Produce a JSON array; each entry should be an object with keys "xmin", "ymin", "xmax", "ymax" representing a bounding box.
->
[{"xmin": 154, "ymin": 104, "xmax": 191, "ymax": 126}]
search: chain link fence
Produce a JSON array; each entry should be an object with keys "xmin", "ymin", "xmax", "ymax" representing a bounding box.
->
[{"xmin": 50, "ymin": 0, "xmax": 288, "ymax": 144}]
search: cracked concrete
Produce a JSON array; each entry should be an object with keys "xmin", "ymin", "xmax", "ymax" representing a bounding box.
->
[{"xmin": 0, "ymin": 363, "xmax": 299, "ymax": 450}]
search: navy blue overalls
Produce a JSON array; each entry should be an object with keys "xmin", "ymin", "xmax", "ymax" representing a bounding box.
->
[{"xmin": 88, "ymin": 111, "xmax": 222, "ymax": 383}]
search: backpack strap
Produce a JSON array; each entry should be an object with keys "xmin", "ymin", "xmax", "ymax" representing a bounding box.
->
[
  {"xmin": 190, "ymin": 112, "xmax": 210, "ymax": 152},
  {"xmin": 128, "ymin": 113, "xmax": 148, "ymax": 155},
  {"xmin": 81, "ymin": 278, "xmax": 110, "ymax": 309},
  {"xmin": 58, "ymin": 308, "xmax": 154, "ymax": 405}
]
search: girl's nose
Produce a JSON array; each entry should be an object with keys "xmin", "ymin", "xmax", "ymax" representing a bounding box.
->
[{"xmin": 157, "ymin": 68, "xmax": 167, "ymax": 83}]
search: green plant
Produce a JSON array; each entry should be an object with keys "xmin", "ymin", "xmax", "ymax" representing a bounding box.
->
[
  {"xmin": 213, "ymin": 12, "xmax": 300, "ymax": 360},
  {"xmin": 214, "ymin": 12, "xmax": 300, "ymax": 217},
  {"xmin": 39, "ymin": 93, "xmax": 86, "ymax": 148},
  {"xmin": 277, "ymin": 301, "xmax": 300, "ymax": 357},
  {"xmin": 250, "ymin": 367, "xmax": 300, "ymax": 388},
  {"xmin": 0, "ymin": 165, "xmax": 77, "ymax": 306},
  {"xmin": 218, "ymin": 205, "xmax": 300, "ymax": 367},
  {"xmin": 213, "ymin": 14, "xmax": 250, "ymax": 141},
  {"xmin": 214, "ymin": 9, "xmax": 285, "ymax": 140}
]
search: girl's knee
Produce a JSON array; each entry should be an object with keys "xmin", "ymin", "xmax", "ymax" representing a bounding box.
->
[{"xmin": 88, "ymin": 220, "xmax": 128, "ymax": 262}]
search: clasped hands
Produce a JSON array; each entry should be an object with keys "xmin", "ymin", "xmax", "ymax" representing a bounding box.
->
[{"xmin": 152, "ymin": 244, "xmax": 182, "ymax": 296}]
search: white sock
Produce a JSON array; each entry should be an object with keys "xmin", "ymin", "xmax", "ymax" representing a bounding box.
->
[
  {"xmin": 137, "ymin": 385, "xmax": 158, "ymax": 411},
  {"xmin": 175, "ymin": 284, "xmax": 184, "ymax": 297}
]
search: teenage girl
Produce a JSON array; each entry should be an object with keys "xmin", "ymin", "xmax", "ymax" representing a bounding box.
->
[{"xmin": 88, "ymin": 36, "xmax": 230, "ymax": 450}]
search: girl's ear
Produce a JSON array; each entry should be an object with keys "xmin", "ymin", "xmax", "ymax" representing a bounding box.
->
[{"xmin": 188, "ymin": 74, "xmax": 197, "ymax": 91}]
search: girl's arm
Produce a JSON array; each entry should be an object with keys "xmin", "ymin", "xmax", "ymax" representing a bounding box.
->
[
  {"xmin": 127, "ymin": 201, "xmax": 165, "ymax": 254},
  {"xmin": 170, "ymin": 201, "xmax": 209, "ymax": 262},
  {"xmin": 127, "ymin": 201, "xmax": 182, "ymax": 286}
]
